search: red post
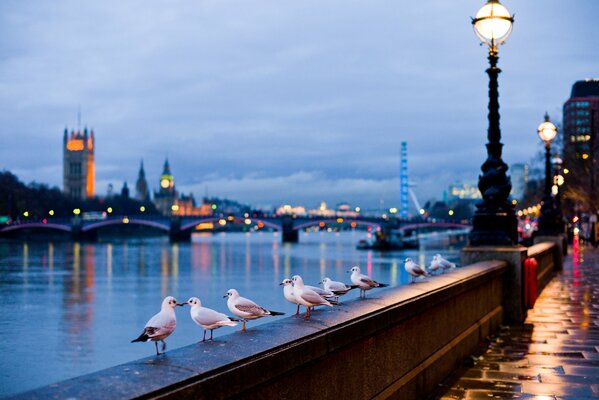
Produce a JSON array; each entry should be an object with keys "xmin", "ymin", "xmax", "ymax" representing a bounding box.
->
[{"xmin": 524, "ymin": 258, "xmax": 538, "ymax": 309}]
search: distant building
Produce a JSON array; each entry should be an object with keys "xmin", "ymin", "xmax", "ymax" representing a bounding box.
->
[
  {"xmin": 135, "ymin": 160, "xmax": 150, "ymax": 202},
  {"xmin": 276, "ymin": 204, "xmax": 307, "ymax": 216},
  {"xmin": 563, "ymin": 79, "xmax": 599, "ymax": 212},
  {"xmin": 63, "ymin": 127, "xmax": 95, "ymax": 199},
  {"xmin": 153, "ymin": 159, "xmax": 177, "ymax": 215},
  {"xmin": 175, "ymin": 193, "xmax": 213, "ymax": 216},
  {"xmin": 308, "ymin": 201, "xmax": 335, "ymax": 217},
  {"xmin": 510, "ymin": 163, "xmax": 528, "ymax": 201},
  {"xmin": 121, "ymin": 181, "xmax": 129, "ymax": 199},
  {"xmin": 447, "ymin": 182, "xmax": 481, "ymax": 203},
  {"xmin": 336, "ymin": 202, "xmax": 359, "ymax": 218}
]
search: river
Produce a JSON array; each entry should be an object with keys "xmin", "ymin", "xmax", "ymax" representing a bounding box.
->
[{"xmin": 0, "ymin": 231, "xmax": 463, "ymax": 396}]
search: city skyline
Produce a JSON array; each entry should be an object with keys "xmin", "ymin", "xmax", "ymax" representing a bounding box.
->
[{"xmin": 1, "ymin": 1, "xmax": 598, "ymax": 208}]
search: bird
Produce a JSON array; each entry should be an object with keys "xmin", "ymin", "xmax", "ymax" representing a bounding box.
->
[
  {"xmin": 404, "ymin": 258, "xmax": 428, "ymax": 283},
  {"xmin": 435, "ymin": 254, "xmax": 457, "ymax": 272},
  {"xmin": 131, "ymin": 296, "xmax": 182, "ymax": 355},
  {"xmin": 280, "ymin": 278, "xmax": 302, "ymax": 315},
  {"xmin": 319, "ymin": 277, "xmax": 359, "ymax": 300},
  {"xmin": 348, "ymin": 266, "xmax": 388, "ymax": 298},
  {"xmin": 225, "ymin": 289, "xmax": 285, "ymax": 331},
  {"xmin": 291, "ymin": 275, "xmax": 334, "ymax": 318},
  {"xmin": 429, "ymin": 255, "xmax": 443, "ymax": 275},
  {"xmin": 183, "ymin": 297, "xmax": 238, "ymax": 342}
]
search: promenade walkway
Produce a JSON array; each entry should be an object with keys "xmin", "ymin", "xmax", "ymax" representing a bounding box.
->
[{"xmin": 435, "ymin": 240, "xmax": 599, "ymax": 399}]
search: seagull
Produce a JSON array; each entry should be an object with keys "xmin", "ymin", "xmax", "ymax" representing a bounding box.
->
[
  {"xmin": 184, "ymin": 297, "xmax": 238, "ymax": 342},
  {"xmin": 291, "ymin": 275, "xmax": 334, "ymax": 318},
  {"xmin": 320, "ymin": 277, "xmax": 359, "ymax": 300},
  {"xmin": 348, "ymin": 266, "xmax": 388, "ymax": 298},
  {"xmin": 225, "ymin": 289, "xmax": 285, "ymax": 331},
  {"xmin": 429, "ymin": 255, "xmax": 443, "ymax": 275},
  {"xmin": 131, "ymin": 296, "xmax": 182, "ymax": 355},
  {"xmin": 280, "ymin": 278, "xmax": 302, "ymax": 315},
  {"xmin": 404, "ymin": 258, "xmax": 428, "ymax": 283},
  {"xmin": 435, "ymin": 254, "xmax": 457, "ymax": 271}
]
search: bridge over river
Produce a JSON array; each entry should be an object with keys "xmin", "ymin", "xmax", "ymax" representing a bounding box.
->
[{"xmin": 0, "ymin": 215, "xmax": 470, "ymax": 244}]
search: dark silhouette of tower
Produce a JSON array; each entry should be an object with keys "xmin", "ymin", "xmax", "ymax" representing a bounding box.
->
[{"xmin": 135, "ymin": 160, "xmax": 149, "ymax": 202}]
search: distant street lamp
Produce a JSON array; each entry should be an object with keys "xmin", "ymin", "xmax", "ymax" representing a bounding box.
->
[
  {"xmin": 536, "ymin": 113, "xmax": 560, "ymax": 236},
  {"xmin": 469, "ymin": 0, "xmax": 518, "ymax": 245},
  {"xmin": 552, "ymin": 154, "xmax": 566, "ymax": 233}
]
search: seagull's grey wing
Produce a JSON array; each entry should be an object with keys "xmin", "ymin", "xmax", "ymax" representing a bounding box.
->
[
  {"xmin": 197, "ymin": 307, "xmax": 229, "ymax": 325},
  {"xmin": 143, "ymin": 326, "xmax": 160, "ymax": 336},
  {"xmin": 329, "ymin": 281, "xmax": 348, "ymax": 291},
  {"xmin": 301, "ymin": 289, "xmax": 330, "ymax": 305},
  {"xmin": 146, "ymin": 311, "xmax": 175, "ymax": 330},
  {"xmin": 359, "ymin": 275, "xmax": 377, "ymax": 288},
  {"xmin": 413, "ymin": 264, "xmax": 426, "ymax": 275},
  {"xmin": 235, "ymin": 302, "xmax": 268, "ymax": 316}
]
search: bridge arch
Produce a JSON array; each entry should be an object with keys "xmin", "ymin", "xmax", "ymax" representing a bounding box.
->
[
  {"xmin": 81, "ymin": 219, "xmax": 170, "ymax": 232},
  {"xmin": 0, "ymin": 223, "xmax": 72, "ymax": 233},
  {"xmin": 292, "ymin": 219, "xmax": 383, "ymax": 231}
]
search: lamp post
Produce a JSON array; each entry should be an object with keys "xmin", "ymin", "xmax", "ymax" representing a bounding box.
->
[
  {"xmin": 552, "ymin": 154, "xmax": 566, "ymax": 233},
  {"xmin": 537, "ymin": 113, "xmax": 559, "ymax": 236},
  {"xmin": 469, "ymin": 0, "xmax": 518, "ymax": 245}
]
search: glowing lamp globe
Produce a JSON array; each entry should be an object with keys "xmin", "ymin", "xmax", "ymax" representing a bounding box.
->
[
  {"xmin": 472, "ymin": 0, "xmax": 514, "ymax": 47},
  {"xmin": 538, "ymin": 114, "xmax": 557, "ymax": 143}
]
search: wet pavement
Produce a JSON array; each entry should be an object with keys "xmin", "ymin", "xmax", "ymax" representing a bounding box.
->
[{"xmin": 434, "ymin": 239, "xmax": 599, "ymax": 399}]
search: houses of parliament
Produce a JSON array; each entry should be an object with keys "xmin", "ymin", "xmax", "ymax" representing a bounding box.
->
[{"xmin": 63, "ymin": 127, "xmax": 210, "ymax": 216}]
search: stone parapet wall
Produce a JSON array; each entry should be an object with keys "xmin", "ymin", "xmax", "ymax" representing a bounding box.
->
[{"xmin": 13, "ymin": 261, "xmax": 507, "ymax": 400}]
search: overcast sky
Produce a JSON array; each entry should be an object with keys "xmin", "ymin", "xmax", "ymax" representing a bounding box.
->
[{"xmin": 1, "ymin": 1, "xmax": 597, "ymax": 211}]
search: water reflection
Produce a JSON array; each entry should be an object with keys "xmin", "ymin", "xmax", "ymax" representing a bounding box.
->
[{"xmin": 0, "ymin": 232, "xmax": 460, "ymax": 396}]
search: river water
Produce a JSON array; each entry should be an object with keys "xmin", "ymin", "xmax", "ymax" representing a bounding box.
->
[{"xmin": 0, "ymin": 231, "xmax": 462, "ymax": 396}]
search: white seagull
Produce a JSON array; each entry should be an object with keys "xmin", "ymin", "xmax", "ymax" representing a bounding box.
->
[
  {"xmin": 435, "ymin": 254, "xmax": 457, "ymax": 271},
  {"xmin": 320, "ymin": 277, "xmax": 358, "ymax": 299},
  {"xmin": 404, "ymin": 258, "xmax": 428, "ymax": 283},
  {"xmin": 184, "ymin": 297, "xmax": 238, "ymax": 342},
  {"xmin": 131, "ymin": 296, "xmax": 182, "ymax": 355},
  {"xmin": 429, "ymin": 255, "xmax": 443, "ymax": 275},
  {"xmin": 348, "ymin": 266, "xmax": 388, "ymax": 298},
  {"xmin": 280, "ymin": 278, "xmax": 302, "ymax": 315},
  {"xmin": 225, "ymin": 288, "xmax": 284, "ymax": 331},
  {"xmin": 291, "ymin": 275, "xmax": 334, "ymax": 318}
]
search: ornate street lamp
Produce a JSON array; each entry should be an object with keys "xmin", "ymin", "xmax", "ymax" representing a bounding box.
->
[
  {"xmin": 469, "ymin": 0, "xmax": 518, "ymax": 245},
  {"xmin": 537, "ymin": 113, "xmax": 560, "ymax": 235}
]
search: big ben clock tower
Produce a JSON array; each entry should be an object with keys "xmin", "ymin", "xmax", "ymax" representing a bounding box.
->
[{"xmin": 153, "ymin": 158, "xmax": 177, "ymax": 215}]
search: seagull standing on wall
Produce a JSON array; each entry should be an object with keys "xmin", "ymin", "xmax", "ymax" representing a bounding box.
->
[
  {"xmin": 131, "ymin": 296, "xmax": 182, "ymax": 355},
  {"xmin": 320, "ymin": 277, "xmax": 359, "ymax": 301},
  {"xmin": 404, "ymin": 258, "xmax": 428, "ymax": 283},
  {"xmin": 225, "ymin": 289, "xmax": 284, "ymax": 331},
  {"xmin": 429, "ymin": 255, "xmax": 443, "ymax": 275},
  {"xmin": 291, "ymin": 275, "xmax": 334, "ymax": 318},
  {"xmin": 348, "ymin": 266, "xmax": 388, "ymax": 298},
  {"xmin": 436, "ymin": 254, "xmax": 457, "ymax": 271},
  {"xmin": 280, "ymin": 278, "xmax": 302, "ymax": 315},
  {"xmin": 183, "ymin": 297, "xmax": 238, "ymax": 342}
]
